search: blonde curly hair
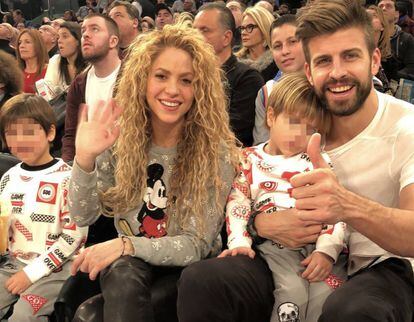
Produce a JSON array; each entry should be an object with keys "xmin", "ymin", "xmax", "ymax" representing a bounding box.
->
[{"xmin": 102, "ymin": 24, "xmax": 238, "ymax": 232}]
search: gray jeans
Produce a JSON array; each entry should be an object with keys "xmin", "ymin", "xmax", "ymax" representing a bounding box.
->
[
  {"xmin": 258, "ymin": 241, "xmax": 347, "ymax": 322},
  {"xmin": 0, "ymin": 256, "xmax": 71, "ymax": 322}
]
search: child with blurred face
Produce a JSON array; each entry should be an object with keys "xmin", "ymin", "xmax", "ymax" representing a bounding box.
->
[
  {"xmin": 221, "ymin": 72, "xmax": 347, "ymax": 322},
  {"xmin": 0, "ymin": 94, "xmax": 87, "ymax": 321}
]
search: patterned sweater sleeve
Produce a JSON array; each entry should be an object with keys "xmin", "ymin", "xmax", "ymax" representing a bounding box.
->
[
  {"xmin": 125, "ymin": 157, "xmax": 235, "ymax": 267},
  {"xmin": 68, "ymin": 150, "xmax": 115, "ymax": 226},
  {"xmin": 225, "ymin": 155, "xmax": 253, "ymax": 250},
  {"xmin": 23, "ymin": 177, "xmax": 88, "ymax": 283},
  {"xmin": 315, "ymin": 222, "xmax": 347, "ymax": 263}
]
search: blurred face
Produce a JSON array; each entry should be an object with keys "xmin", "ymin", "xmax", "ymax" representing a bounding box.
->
[
  {"xmin": 271, "ymin": 24, "xmax": 305, "ymax": 73},
  {"xmin": 226, "ymin": 1, "xmax": 243, "ymax": 27},
  {"xmin": 305, "ymin": 27, "xmax": 380, "ymax": 117},
  {"xmin": 141, "ymin": 21, "xmax": 150, "ymax": 32},
  {"xmin": 109, "ymin": 5, "xmax": 139, "ymax": 41},
  {"xmin": 5, "ymin": 118, "xmax": 55, "ymax": 166},
  {"xmin": 156, "ymin": 9, "xmax": 174, "ymax": 29},
  {"xmin": 18, "ymin": 32, "xmax": 36, "ymax": 61},
  {"xmin": 241, "ymin": 15, "xmax": 264, "ymax": 49},
  {"xmin": 183, "ymin": 0, "xmax": 193, "ymax": 11},
  {"xmin": 146, "ymin": 47, "xmax": 195, "ymax": 132},
  {"xmin": 17, "ymin": 23, "xmax": 25, "ymax": 31},
  {"xmin": 39, "ymin": 25, "xmax": 57, "ymax": 47},
  {"xmin": 267, "ymin": 110, "xmax": 314, "ymax": 157},
  {"xmin": 378, "ymin": 0, "xmax": 398, "ymax": 24},
  {"xmin": 278, "ymin": 4, "xmax": 289, "ymax": 15},
  {"xmin": 63, "ymin": 11, "xmax": 73, "ymax": 21},
  {"xmin": 81, "ymin": 16, "xmax": 113, "ymax": 62},
  {"xmin": 366, "ymin": 9, "xmax": 384, "ymax": 33},
  {"xmin": 194, "ymin": 9, "xmax": 228, "ymax": 56},
  {"xmin": 58, "ymin": 27, "xmax": 79, "ymax": 58},
  {"xmin": 0, "ymin": 24, "xmax": 11, "ymax": 40}
]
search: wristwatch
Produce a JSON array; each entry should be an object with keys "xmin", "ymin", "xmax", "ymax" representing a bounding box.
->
[{"xmin": 246, "ymin": 210, "xmax": 266, "ymax": 245}]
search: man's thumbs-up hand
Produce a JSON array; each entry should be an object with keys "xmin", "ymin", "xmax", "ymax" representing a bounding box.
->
[
  {"xmin": 307, "ymin": 133, "xmax": 330, "ymax": 169},
  {"xmin": 290, "ymin": 133, "xmax": 346, "ymax": 224}
]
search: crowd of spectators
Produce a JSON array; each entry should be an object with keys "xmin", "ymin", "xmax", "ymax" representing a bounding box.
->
[{"xmin": 0, "ymin": 0, "xmax": 414, "ymax": 321}]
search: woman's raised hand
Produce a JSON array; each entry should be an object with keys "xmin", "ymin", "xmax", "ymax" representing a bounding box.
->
[{"xmin": 75, "ymin": 99, "xmax": 122, "ymax": 172}]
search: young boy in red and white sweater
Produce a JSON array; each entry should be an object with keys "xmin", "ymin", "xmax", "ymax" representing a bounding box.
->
[{"xmin": 0, "ymin": 94, "xmax": 87, "ymax": 321}]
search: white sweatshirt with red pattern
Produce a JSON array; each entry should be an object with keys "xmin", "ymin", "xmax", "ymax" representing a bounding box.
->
[
  {"xmin": 0, "ymin": 159, "xmax": 88, "ymax": 283},
  {"xmin": 226, "ymin": 143, "xmax": 346, "ymax": 262}
]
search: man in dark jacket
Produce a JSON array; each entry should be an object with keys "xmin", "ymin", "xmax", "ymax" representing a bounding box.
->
[
  {"xmin": 379, "ymin": 0, "xmax": 414, "ymax": 81},
  {"xmin": 194, "ymin": 3, "xmax": 264, "ymax": 146}
]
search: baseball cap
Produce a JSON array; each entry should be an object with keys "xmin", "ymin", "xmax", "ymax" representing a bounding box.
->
[{"xmin": 156, "ymin": 3, "xmax": 173, "ymax": 16}]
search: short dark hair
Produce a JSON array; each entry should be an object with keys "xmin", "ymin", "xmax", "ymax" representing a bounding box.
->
[
  {"xmin": 269, "ymin": 13, "xmax": 297, "ymax": 37},
  {"xmin": 108, "ymin": 0, "xmax": 141, "ymax": 20},
  {"xmin": 296, "ymin": 0, "xmax": 375, "ymax": 63},
  {"xmin": 84, "ymin": 13, "xmax": 120, "ymax": 39},
  {"xmin": 0, "ymin": 94, "xmax": 56, "ymax": 147},
  {"xmin": 198, "ymin": 2, "xmax": 236, "ymax": 33}
]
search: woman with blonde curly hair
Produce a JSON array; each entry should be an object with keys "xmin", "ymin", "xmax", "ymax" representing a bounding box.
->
[
  {"xmin": 68, "ymin": 24, "xmax": 238, "ymax": 321},
  {"xmin": 236, "ymin": 5, "xmax": 278, "ymax": 81}
]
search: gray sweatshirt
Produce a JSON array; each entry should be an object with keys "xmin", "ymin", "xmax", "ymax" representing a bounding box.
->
[{"xmin": 68, "ymin": 144, "xmax": 235, "ymax": 267}]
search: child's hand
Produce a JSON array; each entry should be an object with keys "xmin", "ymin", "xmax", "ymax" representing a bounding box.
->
[
  {"xmin": 5, "ymin": 270, "xmax": 32, "ymax": 295},
  {"xmin": 218, "ymin": 247, "xmax": 256, "ymax": 259},
  {"xmin": 301, "ymin": 251, "xmax": 333, "ymax": 283}
]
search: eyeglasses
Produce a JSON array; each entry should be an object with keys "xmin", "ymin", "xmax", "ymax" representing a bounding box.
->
[{"xmin": 240, "ymin": 24, "xmax": 258, "ymax": 33}]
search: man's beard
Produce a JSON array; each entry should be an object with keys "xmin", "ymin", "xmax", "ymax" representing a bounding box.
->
[
  {"xmin": 82, "ymin": 44, "xmax": 110, "ymax": 64},
  {"xmin": 316, "ymin": 71, "xmax": 372, "ymax": 117}
]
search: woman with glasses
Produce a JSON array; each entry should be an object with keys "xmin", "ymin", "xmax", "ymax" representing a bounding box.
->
[{"xmin": 236, "ymin": 5, "xmax": 277, "ymax": 82}]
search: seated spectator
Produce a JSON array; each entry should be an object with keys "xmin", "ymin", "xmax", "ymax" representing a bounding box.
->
[
  {"xmin": 0, "ymin": 51, "xmax": 23, "ymax": 108},
  {"xmin": 16, "ymin": 29, "xmax": 48, "ymax": 94},
  {"xmin": 141, "ymin": 16, "xmax": 155, "ymax": 31},
  {"xmin": 396, "ymin": 1, "xmax": 414, "ymax": 36},
  {"xmin": 62, "ymin": 13, "xmax": 121, "ymax": 162},
  {"xmin": 155, "ymin": 3, "xmax": 174, "ymax": 29},
  {"xmin": 108, "ymin": 0, "xmax": 140, "ymax": 57},
  {"xmin": 77, "ymin": 0, "xmax": 98, "ymax": 21},
  {"xmin": 256, "ymin": 0, "xmax": 274, "ymax": 14},
  {"xmin": 51, "ymin": 18, "xmax": 65, "ymax": 30},
  {"xmin": 132, "ymin": 0, "xmax": 156, "ymax": 19},
  {"xmin": 0, "ymin": 94, "xmax": 88, "ymax": 321},
  {"xmin": 379, "ymin": 0, "xmax": 414, "ymax": 81},
  {"xmin": 236, "ymin": 5, "xmax": 278, "ymax": 82},
  {"xmin": 2, "ymin": 13, "xmax": 14, "ymax": 25},
  {"xmin": 278, "ymin": 3, "xmax": 290, "ymax": 15},
  {"xmin": 226, "ymin": 0, "xmax": 245, "ymax": 50},
  {"xmin": 366, "ymin": 5, "xmax": 392, "ymax": 93},
  {"xmin": 39, "ymin": 24, "xmax": 59, "ymax": 58},
  {"xmin": 183, "ymin": 0, "xmax": 197, "ymax": 14},
  {"xmin": 63, "ymin": 10, "xmax": 78, "ymax": 22},
  {"xmin": 0, "ymin": 23, "xmax": 15, "ymax": 56},
  {"xmin": 44, "ymin": 22, "xmax": 87, "ymax": 97},
  {"xmin": 12, "ymin": 9, "xmax": 25, "ymax": 28},
  {"xmin": 68, "ymin": 24, "xmax": 238, "ymax": 321},
  {"xmin": 16, "ymin": 22, "xmax": 25, "ymax": 32},
  {"xmin": 194, "ymin": 3, "xmax": 264, "ymax": 147},
  {"xmin": 253, "ymin": 14, "xmax": 306, "ymax": 144}
]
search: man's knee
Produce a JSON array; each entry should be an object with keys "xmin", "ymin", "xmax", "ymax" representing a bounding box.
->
[{"xmin": 320, "ymin": 290, "xmax": 393, "ymax": 322}]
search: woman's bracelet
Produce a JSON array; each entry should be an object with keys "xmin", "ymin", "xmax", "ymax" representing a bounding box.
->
[{"xmin": 120, "ymin": 236, "xmax": 128, "ymax": 256}]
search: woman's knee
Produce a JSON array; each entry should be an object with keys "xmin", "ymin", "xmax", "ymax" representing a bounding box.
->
[
  {"xmin": 100, "ymin": 256, "xmax": 153, "ymax": 298},
  {"xmin": 72, "ymin": 294, "xmax": 104, "ymax": 322}
]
